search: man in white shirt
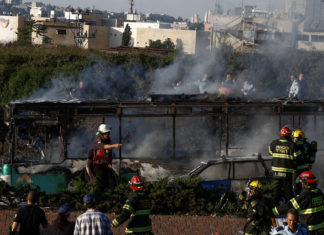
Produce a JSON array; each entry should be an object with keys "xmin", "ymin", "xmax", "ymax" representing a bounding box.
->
[
  {"xmin": 288, "ymin": 76, "xmax": 300, "ymax": 98},
  {"xmin": 273, "ymin": 208, "xmax": 308, "ymax": 235}
]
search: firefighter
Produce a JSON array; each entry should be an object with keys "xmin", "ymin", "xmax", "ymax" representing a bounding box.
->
[
  {"xmin": 93, "ymin": 124, "xmax": 122, "ymax": 194},
  {"xmin": 272, "ymin": 171, "xmax": 324, "ymax": 235},
  {"xmin": 292, "ymin": 129, "xmax": 317, "ymax": 195},
  {"xmin": 112, "ymin": 176, "xmax": 152, "ymax": 235},
  {"xmin": 238, "ymin": 180, "xmax": 272, "ymax": 235},
  {"xmin": 269, "ymin": 126, "xmax": 301, "ymax": 205},
  {"xmin": 292, "ymin": 129, "xmax": 316, "ymax": 175}
]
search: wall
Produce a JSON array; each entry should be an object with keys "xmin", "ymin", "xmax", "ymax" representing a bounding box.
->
[
  {"xmin": 286, "ymin": 0, "xmax": 306, "ymax": 17},
  {"xmin": 108, "ymin": 27, "xmax": 124, "ymax": 47},
  {"xmin": 304, "ymin": 0, "xmax": 324, "ymax": 32},
  {"xmin": 0, "ymin": 209, "xmax": 245, "ymax": 235},
  {"xmin": 83, "ymin": 13, "xmax": 103, "ymax": 26},
  {"xmin": 0, "ymin": 15, "xmax": 24, "ymax": 44},
  {"xmin": 135, "ymin": 28, "xmax": 197, "ymax": 54},
  {"xmin": 32, "ymin": 21, "xmax": 110, "ymax": 49},
  {"xmin": 30, "ymin": 7, "xmax": 43, "ymax": 17},
  {"xmin": 209, "ymin": 14, "xmax": 241, "ymax": 30},
  {"xmin": 32, "ymin": 22, "xmax": 76, "ymax": 46},
  {"xmin": 86, "ymin": 25, "xmax": 109, "ymax": 49},
  {"xmin": 125, "ymin": 21, "xmax": 171, "ymax": 30}
]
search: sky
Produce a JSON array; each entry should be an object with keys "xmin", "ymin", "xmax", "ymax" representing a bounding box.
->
[{"xmin": 42, "ymin": 0, "xmax": 285, "ymax": 19}]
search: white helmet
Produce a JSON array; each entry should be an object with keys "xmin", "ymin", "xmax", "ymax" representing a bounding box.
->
[{"xmin": 98, "ymin": 124, "xmax": 112, "ymax": 134}]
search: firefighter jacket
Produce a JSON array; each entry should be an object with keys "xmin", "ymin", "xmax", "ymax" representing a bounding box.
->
[
  {"xmin": 112, "ymin": 191, "xmax": 152, "ymax": 234},
  {"xmin": 93, "ymin": 136, "xmax": 112, "ymax": 165},
  {"xmin": 269, "ymin": 137, "xmax": 301, "ymax": 178},
  {"xmin": 238, "ymin": 193, "xmax": 272, "ymax": 235},
  {"xmin": 295, "ymin": 140, "xmax": 311, "ymax": 174},
  {"xmin": 273, "ymin": 187, "xmax": 324, "ymax": 233}
]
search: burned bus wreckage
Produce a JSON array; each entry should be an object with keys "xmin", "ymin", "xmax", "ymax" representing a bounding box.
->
[{"xmin": 1, "ymin": 94, "xmax": 324, "ymax": 193}]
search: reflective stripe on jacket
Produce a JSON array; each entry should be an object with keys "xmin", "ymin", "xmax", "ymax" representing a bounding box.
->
[
  {"xmin": 273, "ymin": 188, "xmax": 324, "ymax": 232},
  {"xmin": 93, "ymin": 136, "xmax": 112, "ymax": 165},
  {"xmin": 112, "ymin": 191, "xmax": 152, "ymax": 233},
  {"xmin": 269, "ymin": 138, "xmax": 300, "ymax": 177}
]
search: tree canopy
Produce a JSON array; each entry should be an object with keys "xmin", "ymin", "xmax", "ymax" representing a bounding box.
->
[
  {"xmin": 122, "ymin": 24, "xmax": 132, "ymax": 46},
  {"xmin": 16, "ymin": 20, "xmax": 51, "ymax": 45},
  {"xmin": 148, "ymin": 38, "xmax": 175, "ymax": 49}
]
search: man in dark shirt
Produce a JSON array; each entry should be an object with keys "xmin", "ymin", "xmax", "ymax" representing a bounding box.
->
[
  {"xmin": 298, "ymin": 73, "xmax": 307, "ymax": 99},
  {"xmin": 11, "ymin": 191, "xmax": 48, "ymax": 235}
]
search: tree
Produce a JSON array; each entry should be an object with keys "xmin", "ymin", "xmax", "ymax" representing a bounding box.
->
[
  {"xmin": 163, "ymin": 38, "xmax": 175, "ymax": 49},
  {"xmin": 148, "ymin": 39, "xmax": 163, "ymax": 49},
  {"xmin": 188, "ymin": 22, "xmax": 204, "ymax": 30},
  {"xmin": 148, "ymin": 38, "xmax": 175, "ymax": 49},
  {"xmin": 122, "ymin": 24, "xmax": 132, "ymax": 46},
  {"xmin": 35, "ymin": 24, "xmax": 51, "ymax": 45},
  {"xmin": 16, "ymin": 20, "xmax": 51, "ymax": 45},
  {"xmin": 16, "ymin": 21, "xmax": 34, "ymax": 44}
]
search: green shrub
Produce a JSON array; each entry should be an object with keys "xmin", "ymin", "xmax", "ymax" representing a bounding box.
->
[{"xmin": 54, "ymin": 177, "xmax": 239, "ymax": 216}]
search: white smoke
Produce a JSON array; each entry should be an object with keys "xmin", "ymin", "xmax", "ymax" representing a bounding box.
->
[
  {"xmin": 22, "ymin": 76, "xmax": 73, "ymax": 101},
  {"xmin": 232, "ymin": 115, "xmax": 278, "ymax": 156}
]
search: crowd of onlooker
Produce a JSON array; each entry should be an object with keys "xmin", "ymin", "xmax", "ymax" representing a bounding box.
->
[
  {"xmin": 170, "ymin": 72, "xmax": 256, "ymax": 97},
  {"xmin": 288, "ymin": 73, "xmax": 307, "ymax": 99},
  {"xmin": 169, "ymin": 72, "xmax": 308, "ymax": 99},
  {"xmin": 10, "ymin": 191, "xmax": 114, "ymax": 235}
]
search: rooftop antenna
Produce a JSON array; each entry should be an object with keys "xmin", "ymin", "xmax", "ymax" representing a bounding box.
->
[{"xmin": 129, "ymin": 0, "xmax": 134, "ymax": 14}]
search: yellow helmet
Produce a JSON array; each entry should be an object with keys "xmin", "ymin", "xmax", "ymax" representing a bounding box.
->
[
  {"xmin": 292, "ymin": 129, "xmax": 306, "ymax": 139},
  {"xmin": 249, "ymin": 180, "xmax": 263, "ymax": 190}
]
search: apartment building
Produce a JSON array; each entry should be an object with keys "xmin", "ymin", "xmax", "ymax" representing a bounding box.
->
[{"xmin": 0, "ymin": 15, "xmax": 24, "ymax": 44}]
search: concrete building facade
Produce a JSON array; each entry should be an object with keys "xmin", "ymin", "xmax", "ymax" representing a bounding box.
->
[
  {"xmin": 30, "ymin": 2, "xmax": 45, "ymax": 17},
  {"xmin": 108, "ymin": 27, "xmax": 124, "ymax": 48},
  {"xmin": 304, "ymin": 0, "xmax": 324, "ymax": 32},
  {"xmin": 32, "ymin": 20, "xmax": 110, "ymax": 49},
  {"xmin": 134, "ymin": 28, "xmax": 206, "ymax": 54},
  {"xmin": 124, "ymin": 21, "xmax": 171, "ymax": 47},
  {"xmin": 0, "ymin": 15, "xmax": 24, "ymax": 44},
  {"xmin": 124, "ymin": 21, "xmax": 171, "ymax": 30},
  {"xmin": 286, "ymin": 0, "xmax": 306, "ymax": 18},
  {"xmin": 190, "ymin": 13, "xmax": 200, "ymax": 23},
  {"xmin": 4, "ymin": 0, "xmax": 21, "ymax": 4}
]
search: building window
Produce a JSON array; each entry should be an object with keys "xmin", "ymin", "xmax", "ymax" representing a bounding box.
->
[
  {"xmin": 311, "ymin": 35, "xmax": 324, "ymax": 42},
  {"xmin": 56, "ymin": 29, "xmax": 66, "ymax": 35},
  {"xmin": 297, "ymin": 34, "xmax": 309, "ymax": 41}
]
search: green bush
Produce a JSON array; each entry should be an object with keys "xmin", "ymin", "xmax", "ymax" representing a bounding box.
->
[
  {"xmin": 1, "ymin": 176, "xmax": 276, "ymax": 217},
  {"xmin": 50, "ymin": 177, "xmax": 238, "ymax": 216}
]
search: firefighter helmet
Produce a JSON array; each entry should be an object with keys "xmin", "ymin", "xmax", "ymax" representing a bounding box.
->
[
  {"xmin": 129, "ymin": 176, "xmax": 144, "ymax": 191},
  {"xmin": 97, "ymin": 124, "xmax": 112, "ymax": 135},
  {"xmin": 249, "ymin": 180, "xmax": 263, "ymax": 191},
  {"xmin": 279, "ymin": 126, "xmax": 292, "ymax": 136},
  {"xmin": 292, "ymin": 129, "xmax": 306, "ymax": 139},
  {"xmin": 299, "ymin": 171, "xmax": 317, "ymax": 184}
]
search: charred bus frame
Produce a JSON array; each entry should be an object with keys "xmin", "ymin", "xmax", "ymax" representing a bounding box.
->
[{"xmin": 6, "ymin": 97, "xmax": 324, "ymax": 163}]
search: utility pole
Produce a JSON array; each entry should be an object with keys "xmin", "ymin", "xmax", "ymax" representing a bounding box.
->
[
  {"xmin": 70, "ymin": 8, "xmax": 96, "ymax": 48},
  {"xmin": 129, "ymin": 0, "xmax": 134, "ymax": 14}
]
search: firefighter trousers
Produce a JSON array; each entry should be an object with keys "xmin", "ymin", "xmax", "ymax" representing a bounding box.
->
[
  {"xmin": 93, "ymin": 164, "xmax": 117, "ymax": 194},
  {"xmin": 273, "ymin": 177, "xmax": 294, "ymax": 205}
]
